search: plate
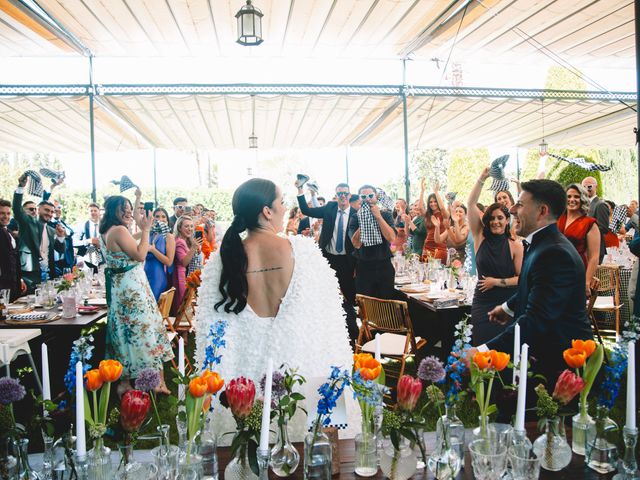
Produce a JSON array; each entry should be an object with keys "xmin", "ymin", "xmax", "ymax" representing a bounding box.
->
[{"xmin": 86, "ymin": 298, "xmax": 107, "ymax": 306}]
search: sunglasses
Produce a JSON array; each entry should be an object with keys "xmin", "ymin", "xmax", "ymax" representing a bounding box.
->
[
  {"xmin": 585, "ymin": 185, "xmax": 594, "ymax": 190},
  {"xmin": 26, "ymin": 207, "xmax": 36, "ymax": 212},
  {"xmin": 336, "ymin": 192, "xmax": 350, "ymax": 197},
  {"xmin": 360, "ymin": 194, "xmax": 376, "ymax": 200}
]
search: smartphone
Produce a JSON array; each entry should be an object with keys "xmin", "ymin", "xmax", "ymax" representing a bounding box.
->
[
  {"xmin": 194, "ymin": 230, "xmax": 203, "ymax": 241},
  {"xmin": 184, "ymin": 206, "xmax": 193, "ymax": 214},
  {"xmin": 144, "ymin": 202, "xmax": 154, "ymax": 214}
]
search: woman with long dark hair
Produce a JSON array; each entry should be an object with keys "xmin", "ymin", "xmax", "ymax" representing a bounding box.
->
[
  {"xmin": 100, "ymin": 191, "xmax": 173, "ymax": 394},
  {"xmin": 421, "ymin": 182, "xmax": 449, "ymax": 262},
  {"xmin": 194, "ymin": 178, "xmax": 352, "ymax": 442},
  {"xmin": 468, "ymin": 168, "xmax": 524, "ymax": 344}
]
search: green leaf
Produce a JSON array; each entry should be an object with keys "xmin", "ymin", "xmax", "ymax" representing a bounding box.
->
[
  {"xmin": 486, "ymin": 404, "xmax": 498, "ymax": 416},
  {"xmin": 581, "ymin": 344, "xmax": 604, "ymax": 400},
  {"xmin": 83, "ymin": 391, "xmax": 94, "ymax": 426},
  {"xmin": 290, "ymin": 393, "xmax": 305, "ymax": 401},
  {"xmin": 248, "ymin": 440, "xmax": 259, "ymax": 476}
]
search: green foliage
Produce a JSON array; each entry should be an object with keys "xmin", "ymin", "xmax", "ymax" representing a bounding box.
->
[
  {"xmin": 544, "ymin": 66, "xmax": 587, "ymax": 91},
  {"xmin": 447, "ymin": 148, "xmax": 494, "ymax": 206},
  {"xmin": 549, "ymin": 149, "xmax": 603, "ymax": 197}
]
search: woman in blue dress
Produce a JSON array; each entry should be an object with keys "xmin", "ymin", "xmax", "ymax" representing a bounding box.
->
[{"xmin": 144, "ymin": 208, "xmax": 176, "ymax": 300}]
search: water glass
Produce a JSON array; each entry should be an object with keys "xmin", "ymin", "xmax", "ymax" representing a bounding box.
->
[
  {"xmin": 470, "ymin": 439, "xmax": 508, "ymax": 480},
  {"xmin": 509, "ymin": 448, "xmax": 541, "ymax": 480}
]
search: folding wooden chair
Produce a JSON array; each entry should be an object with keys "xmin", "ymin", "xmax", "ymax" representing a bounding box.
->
[
  {"xmin": 169, "ymin": 285, "xmax": 197, "ymax": 340},
  {"xmin": 592, "ymin": 265, "xmax": 623, "ymax": 339},
  {"xmin": 587, "ymin": 278, "xmax": 608, "ymax": 363},
  {"xmin": 158, "ymin": 287, "xmax": 192, "ymax": 373},
  {"xmin": 355, "ymin": 294, "xmax": 427, "ymax": 403}
]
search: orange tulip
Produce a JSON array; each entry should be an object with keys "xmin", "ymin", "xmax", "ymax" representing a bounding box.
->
[
  {"xmin": 473, "ymin": 351, "xmax": 492, "ymax": 370},
  {"xmin": 201, "ymin": 370, "xmax": 224, "ymax": 394},
  {"xmin": 571, "ymin": 339, "xmax": 596, "ymax": 358},
  {"xmin": 563, "ymin": 348, "xmax": 587, "ymax": 369},
  {"xmin": 489, "ymin": 351, "xmax": 510, "ymax": 372},
  {"xmin": 203, "ymin": 394, "xmax": 212, "ymax": 412},
  {"xmin": 353, "ymin": 353, "xmax": 382, "ymax": 380},
  {"xmin": 99, "ymin": 360, "xmax": 123, "ymax": 383},
  {"xmin": 188, "ymin": 376, "xmax": 208, "ymax": 398},
  {"xmin": 84, "ymin": 369, "xmax": 103, "ymax": 392}
]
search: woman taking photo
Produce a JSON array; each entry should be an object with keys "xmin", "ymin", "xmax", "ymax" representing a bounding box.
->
[
  {"xmin": 468, "ymin": 167, "xmax": 523, "ymax": 344},
  {"xmin": 422, "ymin": 182, "xmax": 449, "ymax": 262},
  {"xmin": 143, "ymin": 207, "xmax": 175, "ymax": 301},
  {"xmin": 557, "ymin": 184, "xmax": 600, "ymax": 296},
  {"xmin": 172, "ymin": 215, "xmax": 203, "ymax": 314},
  {"xmin": 100, "ymin": 190, "xmax": 173, "ymax": 393}
]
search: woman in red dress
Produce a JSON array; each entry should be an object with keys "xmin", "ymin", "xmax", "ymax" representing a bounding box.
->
[
  {"xmin": 557, "ymin": 183, "xmax": 600, "ymax": 297},
  {"xmin": 421, "ymin": 182, "xmax": 449, "ymax": 262}
]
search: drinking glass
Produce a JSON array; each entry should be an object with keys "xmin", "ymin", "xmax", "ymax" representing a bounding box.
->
[
  {"xmin": 509, "ymin": 448, "xmax": 541, "ymax": 480},
  {"xmin": 470, "ymin": 439, "xmax": 508, "ymax": 480}
]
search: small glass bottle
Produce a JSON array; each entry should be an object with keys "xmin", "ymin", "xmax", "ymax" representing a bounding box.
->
[
  {"xmin": 303, "ymin": 425, "xmax": 332, "ymax": 480},
  {"xmin": 15, "ymin": 438, "xmax": 43, "ymax": 480}
]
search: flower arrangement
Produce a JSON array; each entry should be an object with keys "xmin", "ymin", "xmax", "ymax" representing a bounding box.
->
[
  {"xmin": 134, "ymin": 368, "xmax": 163, "ymax": 426},
  {"xmin": 441, "ymin": 318, "xmax": 473, "ymax": 406},
  {"xmin": 63, "ymin": 335, "xmax": 95, "ymax": 395},
  {"xmin": 263, "ymin": 364, "xmax": 306, "ymax": 431},
  {"xmin": 534, "ymin": 370, "xmax": 584, "ymax": 421},
  {"xmin": 0, "ymin": 377, "xmax": 27, "ymax": 441},
  {"xmin": 352, "ymin": 353, "xmax": 385, "ymax": 432},
  {"xmin": 563, "ymin": 339, "xmax": 603, "ymax": 421},
  {"xmin": 84, "ymin": 360, "xmax": 123, "ymax": 440},
  {"xmin": 470, "ymin": 349, "xmax": 510, "ymax": 437},
  {"xmin": 186, "ymin": 270, "xmax": 202, "ymax": 289},
  {"xmin": 56, "ymin": 266, "xmax": 85, "ymax": 293}
]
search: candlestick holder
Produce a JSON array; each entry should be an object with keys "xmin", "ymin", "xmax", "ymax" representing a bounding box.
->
[
  {"xmin": 511, "ymin": 429, "xmax": 533, "ymax": 455},
  {"xmin": 613, "ymin": 427, "xmax": 639, "ymax": 479},
  {"xmin": 257, "ymin": 448, "xmax": 270, "ymax": 480},
  {"xmin": 74, "ymin": 454, "xmax": 88, "ymax": 480}
]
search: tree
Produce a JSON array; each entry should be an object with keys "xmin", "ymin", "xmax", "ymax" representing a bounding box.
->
[{"xmin": 446, "ymin": 148, "xmax": 494, "ymax": 206}]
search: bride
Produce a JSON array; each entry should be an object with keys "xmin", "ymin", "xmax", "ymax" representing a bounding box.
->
[{"xmin": 195, "ymin": 178, "xmax": 353, "ymax": 440}]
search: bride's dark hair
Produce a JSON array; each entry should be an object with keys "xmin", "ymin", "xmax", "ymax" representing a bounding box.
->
[{"xmin": 215, "ymin": 178, "xmax": 277, "ymax": 314}]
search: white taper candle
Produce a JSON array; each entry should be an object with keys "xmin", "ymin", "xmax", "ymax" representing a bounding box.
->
[
  {"xmin": 75, "ymin": 361, "xmax": 86, "ymax": 458},
  {"xmin": 626, "ymin": 341, "xmax": 636, "ymax": 430},
  {"xmin": 514, "ymin": 343, "xmax": 528, "ymax": 431},
  {"xmin": 178, "ymin": 336, "xmax": 185, "ymax": 400},
  {"xmin": 375, "ymin": 334, "xmax": 381, "ymax": 361},
  {"xmin": 513, "ymin": 323, "xmax": 521, "ymax": 384},
  {"xmin": 259, "ymin": 358, "xmax": 273, "ymax": 452},
  {"xmin": 41, "ymin": 343, "xmax": 51, "ymax": 402}
]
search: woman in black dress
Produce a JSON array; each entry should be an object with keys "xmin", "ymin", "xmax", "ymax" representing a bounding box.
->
[{"xmin": 468, "ymin": 167, "xmax": 524, "ymax": 344}]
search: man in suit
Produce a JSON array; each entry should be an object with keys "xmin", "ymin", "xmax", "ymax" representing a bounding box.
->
[
  {"xmin": 0, "ymin": 199, "xmax": 25, "ymax": 301},
  {"xmin": 12, "ymin": 174, "xmax": 56, "ymax": 292},
  {"xmin": 582, "ymin": 176, "xmax": 609, "ymax": 262},
  {"xmin": 469, "ymin": 179, "xmax": 593, "ymax": 386},
  {"xmin": 169, "ymin": 197, "xmax": 188, "ymax": 230},
  {"xmin": 296, "ymin": 181, "xmax": 359, "ymax": 344},
  {"xmin": 75, "ymin": 202, "xmax": 103, "ymax": 272}
]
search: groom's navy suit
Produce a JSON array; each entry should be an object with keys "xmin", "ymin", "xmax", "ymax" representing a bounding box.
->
[{"xmin": 486, "ymin": 224, "xmax": 593, "ymax": 385}]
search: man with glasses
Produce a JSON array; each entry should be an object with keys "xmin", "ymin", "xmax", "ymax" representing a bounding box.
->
[
  {"xmin": 581, "ymin": 176, "xmax": 609, "ymax": 262},
  {"xmin": 348, "ymin": 185, "xmax": 397, "ymax": 302},
  {"xmin": 12, "ymin": 173, "xmax": 56, "ymax": 291},
  {"xmin": 296, "ymin": 180, "xmax": 359, "ymax": 345},
  {"xmin": 169, "ymin": 197, "xmax": 188, "ymax": 230}
]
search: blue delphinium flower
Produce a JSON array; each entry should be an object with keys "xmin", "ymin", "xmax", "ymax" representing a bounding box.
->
[
  {"xmin": 316, "ymin": 367, "xmax": 350, "ymax": 426},
  {"xmin": 63, "ymin": 335, "xmax": 94, "ymax": 395},
  {"xmin": 441, "ymin": 317, "xmax": 472, "ymax": 406},
  {"xmin": 202, "ymin": 320, "xmax": 227, "ymax": 371},
  {"xmin": 596, "ymin": 341, "xmax": 628, "ymax": 410},
  {"xmin": 352, "ymin": 370, "xmax": 387, "ymax": 406}
]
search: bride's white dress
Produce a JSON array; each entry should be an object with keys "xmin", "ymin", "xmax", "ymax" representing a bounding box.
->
[{"xmin": 194, "ymin": 235, "xmax": 354, "ymax": 442}]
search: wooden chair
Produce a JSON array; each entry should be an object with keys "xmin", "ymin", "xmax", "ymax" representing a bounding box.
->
[
  {"xmin": 169, "ymin": 285, "xmax": 197, "ymax": 340},
  {"xmin": 592, "ymin": 265, "xmax": 623, "ymax": 339},
  {"xmin": 158, "ymin": 287, "xmax": 193, "ymax": 373},
  {"xmin": 587, "ymin": 278, "xmax": 608, "ymax": 363},
  {"xmin": 355, "ymin": 294, "xmax": 427, "ymax": 402}
]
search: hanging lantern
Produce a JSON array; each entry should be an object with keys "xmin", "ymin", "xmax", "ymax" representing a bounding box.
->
[
  {"xmin": 249, "ymin": 134, "xmax": 258, "ymax": 149},
  {"xmin": 236, "ymin": 0, "xmax": 263, "ymax": 46},
  {"xmin": 538, "ymin": 140, "xmax": 548, "ymax": 156}
]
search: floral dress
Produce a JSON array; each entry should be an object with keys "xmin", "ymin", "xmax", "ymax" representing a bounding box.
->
[{"xmin": 101, "ymin": 238, "xmax": 173, "ymax": 378}]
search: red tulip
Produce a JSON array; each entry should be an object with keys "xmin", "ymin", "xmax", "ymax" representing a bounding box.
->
[
  {"xmin": 552, "ymin": 369, "xmax": 585, "ymax": 405},
  {"xmin": 120, "ymin": 389, "xmax": 151, "ymax": 432},
  {"xmin": 226, "ymin": 377, "xmax": 256, "ymax": 420},
  {"xmin": 396, "ymin": 375, "xmax": 422, "ymax": 412}
]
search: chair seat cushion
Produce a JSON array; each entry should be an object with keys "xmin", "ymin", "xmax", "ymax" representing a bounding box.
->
[
  {"xmin": 361, "ymin": 333, "xmax": 422, "ymax": 356},
  {"xmin": 593, "ymin": 296, "xmax": 622, "ymax": 310}
]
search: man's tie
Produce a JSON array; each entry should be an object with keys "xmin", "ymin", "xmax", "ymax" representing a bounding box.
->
[
  {"xmin": 336, "ymin": 210, "xmax": 345, "ymax": 253},
  {"xmin": 522, "ymin": 239, "xmax": 530, "ymax": 257},
  {"xmin": 93, "ymin": 223, "xmax": 98, "ymax": 238}
]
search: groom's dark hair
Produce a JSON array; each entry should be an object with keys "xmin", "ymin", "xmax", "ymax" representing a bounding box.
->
[{"xmin": 215, "ymin": 178, "xmax": 277, "ymax": 314}]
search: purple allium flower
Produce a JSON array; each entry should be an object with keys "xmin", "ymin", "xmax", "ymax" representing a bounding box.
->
[
  {"xmin": 134, "ymin": 368, "xmax": 161, "ymax": 392},
  {"xmin": 418, "ymin": 356, "xmax": 446, "ymax": 383},
  {"xmin": 260, "ymin": 371, "xmax": 287, "ymax": 403},
  {"xmin": 0, "ymin": 377, "xmax": 26, "ymax": 405}
]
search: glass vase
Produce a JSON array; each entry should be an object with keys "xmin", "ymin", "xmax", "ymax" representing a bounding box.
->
[
  {"xmin": 270, "ymin": 416, "xmax": 300, "ymax": 477},
  {"xmin": 586, "ymin": 406, "xmax": 619, "ymax": 474},
  {"xmin": 436, "ymin": 405, "xmax": 465, "ymax": 464},
  {"xmin": 14, "ymin": 438, "xmax": 43, "ymax": 480},
  {"xmin": 571, "ymin": 403, "xmax": 596, "ymax": 455},
  {"xmin": 0, "ymin": 436, "xmax": 17, "ymax": 480},
  {"xmin": 532, "ymin": 417, "xmax": 572, "ymax": 471},
  {"xmin": 115, "ymin": 444, "xmax": 146, "ymax": 479},
  {"xmin": 303, "ymin": 427, "xmax": 332, "ymax": 480},
  {"xmin": 179, "ymin": 439, "xmax": 204, "ymax": 480},
  {"xmin": 51, "ymin": 429, "xmax": 76, "ymax": 480},
  {"xmin": 473, "ymin": 414, "xmax": 490, "ymax": 441},
  {"xmin": 224, "ymin": 443, "xmax": 257, "ymax": 480},
  {"xmin": 428, "ymin": 416, "xmax": 461, "ymax": 479},
  {"xmin": 151, "ymin": 424, "xmax": 179, "ymax": 480},
  {"xmin": 41, "ymin": 430, "xmax": 54, "ymax": 480},
  {"xmin": 200, "ymin": 418, "xmax": 219, "ymax": 480},
  {"xmin": 87, "ymin": 437, "xmax": 111, "ymax": 480},
  {"xmin": 379, "ymin": 436, "xmax": 417, "ymax": 480},
  {"xmin": 355, "ymin": 432, "xmax": 377, "ymax": 477}
]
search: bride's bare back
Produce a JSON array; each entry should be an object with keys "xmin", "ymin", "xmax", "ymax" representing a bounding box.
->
[{"xmin": 243, "ymin": 232, "xmax": 294, "ymax": 318}]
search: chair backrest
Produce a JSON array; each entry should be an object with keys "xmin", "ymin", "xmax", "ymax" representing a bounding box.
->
[
  {"xmin": 355, "ymin": 294, "xmax": 418, "ymax": 352},
  {"xmin": 595, "ymin": 265, "xmax": 620, "ymax": 298},
  {"xmin": 587, "ymin": 278, "xmax": 600, "ymax": 319},
  {"xmin": 173, "ymin": 285, "xmax": 196, "ymax": 330},
  {"xmin": 157, "ymin": 287, "xmax": 176, "ymax": 321}
]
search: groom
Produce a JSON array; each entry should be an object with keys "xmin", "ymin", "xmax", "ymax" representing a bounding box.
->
[{"xmin": 469, "ymin": 179, "xmax": 593, "ymax": 386}]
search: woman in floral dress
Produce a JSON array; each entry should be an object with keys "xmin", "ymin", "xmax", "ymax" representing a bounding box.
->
[{"xmin": 100, "ymin": 190, "xmax": 173, "ymax": 393}]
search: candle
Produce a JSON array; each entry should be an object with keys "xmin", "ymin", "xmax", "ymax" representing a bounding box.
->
[
  {"xmin": 626, "ymin": 341, "xmax": 636, "ymax": 430},
  {"xmin": 178, "ymin": 336, "xmax": 185, "ymax": 400},
  {"xmin": 513, "ymin": 324, "xmax": 521, "ymax": 384},
  {"xmin": 41, "ymin": 343, "xmax": 51, "ymax": 402},
  {"xmin": 75, "ymin": 361, "xmax": 86, "ymax": 459},
  {"xmin": 259, "ymin": 358, "xmax": 273, "ymax": 452},
  {"xmin": 514, "ymin": 343, "xmax": 528, "ymax": 431},
  {"xmin": 375, "ymin": 334, "xmax": 381, "ymax": 362}
]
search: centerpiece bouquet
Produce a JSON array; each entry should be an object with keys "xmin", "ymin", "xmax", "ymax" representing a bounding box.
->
[{"xmin": 469, "ymin": 349, "xmax": 510, "ymax": 439}]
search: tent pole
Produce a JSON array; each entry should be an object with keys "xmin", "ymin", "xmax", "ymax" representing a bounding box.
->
[
  {"xmin": 153, "ymin": 148, "xmax": 158, "ymax": 207},
  {"xmin": 636, "ymin": 0, "xmax": 640, "ymax": 201},
  {"xmin": 89, "ymin": 56, "xmax": 96, "ymax": 203},
  {"xmin": 345, "ymin": 145, "xmax": 350, "ymax": 185},
  {"xmin": 402, "ymin": 59, "xmax": 410, "ymax": 203}
]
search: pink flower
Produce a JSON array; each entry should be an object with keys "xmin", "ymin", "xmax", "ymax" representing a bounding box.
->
[
  {"xmin": 226, "ymin": 377, "xmax": 256, "ymax": 419},
  {"xmin": 396, "ymin": 375, "xmax": 422, "ymax": 412},
  {"xmin": 451, "ymin": 259, "xmax": 462, "ymax": 269},
  {"xmin": 552, "ymin": 369, "xmax": 585, "ymax": 405},
  {"xmin": 63, "ymin": 273, "xmax": 74, "ymax": 282}
]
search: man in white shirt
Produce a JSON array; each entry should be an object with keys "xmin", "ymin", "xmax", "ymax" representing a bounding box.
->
[{"xmin": 75, "ymin": 202, "xmax": 103, "ymax": 272}]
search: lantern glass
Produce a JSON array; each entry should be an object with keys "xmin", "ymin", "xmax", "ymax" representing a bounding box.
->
[
  {"xmin": 249, "ymin": 135, "xmax": 258, "ymax": 149},
  {"xmin": 539, "ymin": 141, "xmax": 548, "ymax": 156}
]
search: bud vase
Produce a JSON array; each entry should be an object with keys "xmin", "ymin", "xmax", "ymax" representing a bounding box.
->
[
  {"xmin": 436, "ymin": 405, "xmax": 465, "ymax": 464},
  {"xmin": 586, "ymin": 406, "xmax": 619, "ymax": 474},
  {"xmin": 571, "ymin": 403, "xmax": 595, "ymax": 455},
  {"xmin": 151, "ymin": 424, "xmax": 179, "ymax": 480},
  {"xmin": 532, "ymin": 417, "xmax": 571, "ymax": 471},
  {"xmin": 115, "ymin": 444, "xmax": 145, "ymax": 479},
  {"xmin": 428, "ymin": 418, "xmax": 461, "ymax": 479},
  {"xmin": 303, "ymin": 425, "xmax": 332, "ymax": 480},
  {"xmin": 380, "ymin": 436, "xmax": 417, "ymax": 480},
  {"xmin": 41, "ymin": 430, "xmax": 54, "ymax": 480},
  {"xmin": 270, "ymin": 416, "xmax": 300, "ymax": 477},
  {"xmin": 224, "ymin": 443, "xmax": 257, "ymax": 480},
  {"xmin": 0, "ymin": 436, "xmax": 17, "ymax": 479},
  {"xmin": 14, "ymin": 438, "xmax": 42, "ymax": 480},
  {"xmin": 87, "ymin": 437, "xmax": 111, "ymax": 480},
  {"xmin": 200, "ymin": 418, "xmax": 219, "ymax": 480}
]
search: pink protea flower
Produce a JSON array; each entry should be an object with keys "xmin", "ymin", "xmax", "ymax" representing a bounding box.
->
[
  {"xmin": 226, "ymin": 377, "xmax": 256, "ymax": 420},
  {"xmin": 397, "ymin": 375, "xmax": 422, "ymax": 412},
  {"xmin": 552, "ymin": 369, "xmax": 585, "ymax": 405}
]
